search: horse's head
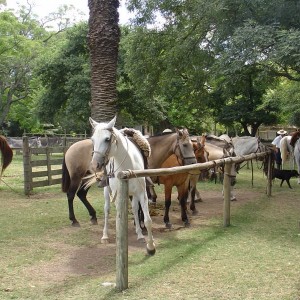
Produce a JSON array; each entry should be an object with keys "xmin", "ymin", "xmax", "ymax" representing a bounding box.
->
[
  {"xmin": 174, "ymin": 128, "xmax": 197, "ymax": 165},
  {"xmin": 89, "ymin": 116, "xmax": 117, "ymax": 172},
  {"xmin": 193, "ymin": 135, "xmax": 209, "ymax": 163}
]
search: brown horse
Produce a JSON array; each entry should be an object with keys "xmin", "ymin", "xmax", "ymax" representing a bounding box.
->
[
  {"xmin": 153, "ymin": 136, "xmax": 208, "ymax": 228},
  {"xmin": 0, "ymin": 135, "xmax": 13, "ymax": 177},
  {"xmin": 61, "ymin": 128, "xmax": 197, "ymax": 228}
]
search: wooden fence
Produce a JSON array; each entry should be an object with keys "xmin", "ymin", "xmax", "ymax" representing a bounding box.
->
[
  {"xmin": 22, "ymin": 136, "xmax": 83, "ymax": 195},
  {"xmin": 114, "ymin": 150, "xmax": 273, "ymax": 291}
]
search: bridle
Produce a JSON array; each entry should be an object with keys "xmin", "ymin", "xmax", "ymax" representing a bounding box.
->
[
  {"xmin": 92, "ymin": 128, "xmax": 117, "ymax": 171},
  {"xmin": 174, "ymin": 135, "xmax": 196, "ymax": 165}
]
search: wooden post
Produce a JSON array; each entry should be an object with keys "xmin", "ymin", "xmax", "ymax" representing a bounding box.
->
[
  {"xmin": 22, "ymin": 136, "xmax": 32, "ymax": 195},
  {"xmin": 266, "ymin": 153, "xmax": 272, "ymax": 197},
  {"xmin": 46, "ymin": 147, "xmax": 51, "ymax": 185},
  {"xmin": 116, "ymin": 178, "xmax": 129, "ymax": 291},
  {"xmin": 223, "ymin": 162, "xmax": 232, "ymax": 227}
]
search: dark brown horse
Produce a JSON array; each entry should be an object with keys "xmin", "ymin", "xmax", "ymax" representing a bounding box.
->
[
  {"xmin": 0, "ymin": 135, "xmax": 13, "ymax": 177},
  {"xmin": 61, "ymin": 128, "xmax": 197, "ymax": 228}
]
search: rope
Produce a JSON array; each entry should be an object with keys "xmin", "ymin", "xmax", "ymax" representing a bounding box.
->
[{"xmin": 0, "ymin": 177, "xmax": 23, "ymax": 195}]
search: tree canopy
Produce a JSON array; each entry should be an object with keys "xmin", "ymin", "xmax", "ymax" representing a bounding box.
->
[{"xmin": 1, "ymin": 0, "xmax": 300, "ymax": 135}]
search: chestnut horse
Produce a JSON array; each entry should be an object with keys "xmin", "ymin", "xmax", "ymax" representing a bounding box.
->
[
  {"xmin": 147, "ymin": 135, "xmax": 237, "ymax": 226},
  {"xmin": 155, "ymin": 136, "xmax": 208, "ymax": 228},
  {"xmin": 0, "ymin": 135, "xmax": 13, "ymax": 178}
]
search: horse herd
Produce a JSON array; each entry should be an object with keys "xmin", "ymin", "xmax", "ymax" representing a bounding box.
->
[
  {"xmin": 1, "ymin": 118, "xmax": 300, "ymax": 255},
  {"xmin": 61, "ymin": 117, "xmax": 268, "ymax": 255}
]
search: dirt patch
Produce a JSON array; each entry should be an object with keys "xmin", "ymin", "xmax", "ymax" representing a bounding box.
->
[{"xmin": 22, "ymin": 188, "xmax": 259, "ymax": 286}]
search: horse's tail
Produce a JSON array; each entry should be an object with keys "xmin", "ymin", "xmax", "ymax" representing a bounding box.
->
[
  {"xmin": 280, "ymin": 136, "xmax": 289, "ymax": 164},
  {"xmin": 0, "ymin": 136, "xmax": 13, "ymax": 176},
  {"xmin": 61, "ymin": 156, "xmax": 70, "ymax": 193}
]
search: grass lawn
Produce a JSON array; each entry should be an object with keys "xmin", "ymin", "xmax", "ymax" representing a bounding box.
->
[{"xmin": 0, "ymin": 154, "xmax": 299, "ymax": 299}]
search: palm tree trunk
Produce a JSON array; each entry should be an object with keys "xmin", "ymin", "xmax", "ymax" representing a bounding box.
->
[{"xmin": 88, "ymin": 0, "xmax": 120, "ymax": 122}]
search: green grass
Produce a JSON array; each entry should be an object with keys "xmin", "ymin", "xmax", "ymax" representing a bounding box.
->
[{"xmin": 0, "ymin": 156, "xmax": 300, "ymax": 299}]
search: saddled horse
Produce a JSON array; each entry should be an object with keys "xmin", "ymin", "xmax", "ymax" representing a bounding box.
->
[
  {"xmin": 0, "ymin": 135, "xmax": 13, "ymax": 177},
  {"xmin": 205, "ymin": 134, "xmax": 234, "ymax": 150},
  {"xmin": 149, "ymin": 136, "xmax": 208, "ymax": 228},
  {"xmin": 61, "ymin": 125, "xmax": 197, "ymax": 241},
  {"xmin": 226, "ymin": 135, "xmax": 265, "ymax": 156},
  {"xmin": 89, "ymin": 116, "xmax": 156, "ymax": 255}
]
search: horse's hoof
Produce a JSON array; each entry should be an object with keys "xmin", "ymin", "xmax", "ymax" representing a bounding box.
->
[
  {"xmin": 195, "ymin": 198, "xmax": 203, "ymax": 203},
  {"xmin": 165, "ymin": 222, "xmax": 172, "ymax": 229},
  {"xmin": 192, "ymin": 210, "xmax": 198, "ymax": 216},
  {"xmin": 184, "ymin": 221, "xmax": 191, "ymax": 228},
  {"xmin": 146, "ymin": 247, "xmax": 156, "ymax": 256},
  {"xmin": 231, "ymin": 197, "xmax": 237, "ymax": 201},
  {"xmin": 137, "ymin": 234, "xmax": 146, "ymax": 242},
  {"xmin": 101, "ymin": 238, "xmax": 109, "ymax": 244},
  {"xmin": 91, "ymin": 218, "xmax": 98, "ymax": 225},
  {"xmin": 71, "ymin": 222, "xmax": 80, "ymax": 227}
]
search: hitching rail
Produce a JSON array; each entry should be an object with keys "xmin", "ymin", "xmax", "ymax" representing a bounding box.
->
[{"xmin": 115, "ymin": 150, "xmax": 272, "ymax": 291}]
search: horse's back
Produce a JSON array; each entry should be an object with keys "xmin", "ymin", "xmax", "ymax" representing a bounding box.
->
[
  {"xmin": 232, "ymin": 136, "xmax": 258, "ymax": 155},
  {"xmin": 205, "ymin": 143, "xmax": 224, "ymax": 161},
  {"xmin": 64, "ymin": 139, "xmax": 93, "ymax": 185}
]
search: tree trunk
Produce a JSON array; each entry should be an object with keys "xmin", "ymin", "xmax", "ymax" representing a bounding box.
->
[{"xmin": 88, "ymin": 0, "xmax": 120, "ymax": 122}]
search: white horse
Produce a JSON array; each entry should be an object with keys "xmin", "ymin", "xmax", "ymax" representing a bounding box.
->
[
  {"xmin": 294, "ymin": 139, "xmax": 300, "ymax": 184},
  {"xmin": 89, "ymin": 116, "xmax": 156, "ymax": 255},
  {"xmin": 280, "ymin": 136, "xmax": 294, "ymax": 168}
]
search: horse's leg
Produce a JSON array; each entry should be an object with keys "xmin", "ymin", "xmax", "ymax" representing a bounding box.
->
[
  {"xmin": 101, "ymin": 187, "xmax": 110, "ymax": 244},
  {"xmin": 76, "ymin": 186, "xmax": 97, "ymax": 225},
  {"xmin": 297, "ymin": 162, "xmax": 300, "ymax": 184},
  {"xmin": 163, "ymin": 183, "xmax": 172, "ymax": 229},
  {"xmin": 230, "ymin": 174, "xmax": 237, "ymax": 201},
  {"xmin": 195, "ymin": 188, "xmax": 202, "ymax": 202},
  {"xmin": 188, "ymin": 174, "xmax": 200, "ymax": 214},
  {"xmin": 67, "ymin": 189, "xmax": 80, "ymax": 227},
  {"xmin": 139, "ymin": 191, "xmax": 156, "ymax": 255},
  {"xmin": 177, "ymin": 184, "xmax": 190, "ymax": 227},
  {"xmin": 131, "ymin": 196, "xmax": 145, "ymax": 241},
  {"xmin": 146, "ymin": 177, "xmax": 157, "ymax": 204}
]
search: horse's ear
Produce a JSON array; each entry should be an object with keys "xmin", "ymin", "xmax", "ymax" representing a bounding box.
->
[
  {"xmin": 89, "ymin": 117, "xmax": 98, "ymax": 128},
  {"xmin": 201, "ymin": 134, "xmax": 206, "ymax": 145},
  {"xmin": 107, "ymin": 115, "xmax": 117, "ymax": 129},
  {"xmin": 176, "ymin": 128, "xmax": 182, "ymax": 137}
]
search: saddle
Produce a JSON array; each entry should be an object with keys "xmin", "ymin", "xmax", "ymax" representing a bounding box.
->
[{"xmin": 120, "ymin": 128, "xmax": 154, "ymax": 187}]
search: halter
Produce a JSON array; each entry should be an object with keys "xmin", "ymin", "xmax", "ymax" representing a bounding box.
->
[
  {"xmin": 174, "ymin": 135, "xmax": 196, "ymax": 165},
  {"xmin": 92, "ymin": 128, "xmax": 117, "ymax": 170}
]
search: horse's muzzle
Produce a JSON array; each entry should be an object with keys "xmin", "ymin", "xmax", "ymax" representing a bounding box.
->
[{"xmin": 183, "ymin": 157, "xmax": 197, "ymax": 165}]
